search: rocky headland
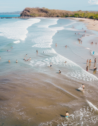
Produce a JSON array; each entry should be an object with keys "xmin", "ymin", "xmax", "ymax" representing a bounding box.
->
[{"xmin": 20, "ymin": 8, "xmax": 98, "ymax": 20}]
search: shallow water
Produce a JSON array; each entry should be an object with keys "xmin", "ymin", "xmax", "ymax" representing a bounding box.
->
[{"xmin": 0, "ymin": 17, "xmax": 98, "ymax": 126}]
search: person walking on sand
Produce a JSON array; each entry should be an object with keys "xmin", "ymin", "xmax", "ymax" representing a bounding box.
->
[
  {"xmin": 82, "ymin": 84, "xmax": 85, "ymax": 92},
  {"xmin": 65, "ymin": 111, "xmax": 69, "ymax": 119}
]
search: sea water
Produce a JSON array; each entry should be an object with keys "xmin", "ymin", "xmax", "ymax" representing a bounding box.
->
[{"xmin": 0, "ymin": 17, "xmax": 98, "ymax": 126}]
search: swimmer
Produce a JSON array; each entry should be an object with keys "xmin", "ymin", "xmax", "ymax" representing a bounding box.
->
[
  {"xmin": 59, "ymin": 70, "xmax": 61, "ymax": 73},
  {"xmin": 29, "ymin": 57, "xmax": 31, "ymax": 60},
  {"xmin": 0, "ymin": 56, "xmax": 1, "ymax": 60},
  {"xmin": 65, "ymin": 61, "xmax": 67, "ymax": 63},
  {"xmin": 8, "ymin": 60, "xmax": 10, "ymax": 63},
  {"xmin": 36, "ymin": 50, "xmax": 38, "ymax": 54},
  {"xmin": 50, "ymin": 62, "xmax": 52, "ymax": 67},
  {"xmin": 26, "ymin": 54, "xmax": 27, "ymax": 56},
  {"xmin": 65, "ymin": 45, "xmax": 67, "ymax": 48},
  {"xmin": 82, "ymin": 84, "xmax": 85, "ymax": 92},
  {"xmin": 55, "ymin": 43, "xmax": 57, "ymax": 47},
  {"xmin": 65, "ymin": 111, "xmax": 69, "ymax": 118},
  {"xmin": 16, "ymin": 60, "xmax": 18, "ymax": 63},
  {"xmin": 11, "ymin": 46, "xmax": 13, "ymax": 49}
]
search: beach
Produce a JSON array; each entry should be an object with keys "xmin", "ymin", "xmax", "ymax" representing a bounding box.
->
[{"xmin": 0, "ymin": 17, "xmax": 98, "ymax": 126}]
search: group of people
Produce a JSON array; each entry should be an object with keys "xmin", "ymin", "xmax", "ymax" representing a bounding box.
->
[
  {"xmin": 86, "ymin": 58, "xmax": 97, "ymax": 73},
  {"xmin": 91, "ymin": 42, "xmax": 97, "ymax": 45}
]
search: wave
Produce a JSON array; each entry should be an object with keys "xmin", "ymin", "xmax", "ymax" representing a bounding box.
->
[
  {"xmin": 0, "ymin": 18, "xmax": 41, "ymax": 41},
  {"xmin": 13, "ymin": 40, "xmax": 20, "ymax": 44},
  {"xmin": 32, "ymin": 19, "xmax": 64, "ymax": 48},
  {"xmin": 30, "ymin": 48, "xmax": 98, "ymax": 81}
]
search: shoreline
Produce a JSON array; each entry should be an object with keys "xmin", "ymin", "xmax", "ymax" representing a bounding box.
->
[
  {"xmin": 72, "ymin": 17, "xmax": 98, "ymax": 32},
  {"xmin": 0, "ymin": 17, "xmax": 98, "ymax": 125}
]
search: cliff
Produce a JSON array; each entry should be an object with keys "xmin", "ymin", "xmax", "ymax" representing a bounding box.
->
[
  {"xmin": 20, "ymin": 8, "xmax": 98, "ymax": 19},
  {"xmin": 20, "ymin": 8, "xmax": 74, "ymax": 17}
]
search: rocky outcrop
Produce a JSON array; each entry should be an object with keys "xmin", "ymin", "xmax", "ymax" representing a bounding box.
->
[{"xmin": 20, "ymin": 8, "xmax": 74, "ymax": 17}]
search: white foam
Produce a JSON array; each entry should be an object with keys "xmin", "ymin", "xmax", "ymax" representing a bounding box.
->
[
  {"xmin": 86, "ymin": 48, "xmax": 90, "ymax": 50},
  {"xmin": 87, "ymin": 100, "xmax": 98, "ymax": 111},
  {"xmin": 32, "ymin": 19, "xmax": 64, "ymax": 48},
  {"xmin": 65, "ymin": 28, "xmax": 81, "ymax": 31},
  {"xmin": 30, "ymin": 18, "xmax": 98, "ymax": 81},
  {"xmin": 13, "ymin": 40, "xmax": 20, "ymax": 44},
  {"xmin": 0, "ymin": 18, "xmax": 41, "ymax": 41}
]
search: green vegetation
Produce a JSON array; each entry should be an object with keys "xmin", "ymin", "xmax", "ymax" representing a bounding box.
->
[{"xmin": 21, "ymin": 8, "xmax": 98, "ymax": 20}]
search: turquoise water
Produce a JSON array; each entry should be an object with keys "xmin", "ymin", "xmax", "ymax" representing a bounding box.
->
[
  {"xmin": 0, "ymin": 14, "xmax": 20, "ymax": 17},
  {"xmin": 0, "ymin": 17, "xmax": 97, "ymax": 81}
]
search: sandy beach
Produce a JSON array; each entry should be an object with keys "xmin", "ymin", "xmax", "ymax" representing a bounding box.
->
[
  {"xmin": 0, "ymin": 17, "xmax": 98, "ymax": 126},
  {"xmin": 72, "ymin": 17, "xmax": 98, "ymax": 32}
]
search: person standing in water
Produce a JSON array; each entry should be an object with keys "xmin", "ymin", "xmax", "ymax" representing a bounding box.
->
[
  {"xmin": 50, "ymin": 62, "xmax": 52, "ymax": 67},
  {"xmin": 59, "ymin": 70, "xmax": 61, "ymax": 73},
  {"xmin": 94, "ymin": 58, "xmax": 96, "ymax": 63},
  {"xmin": 86, "ymin": 66, "xmax": 88, "ymax": 71},
  {"xmin": 8, "ymin": 60, "xmax": 10, "ymax": 63}
]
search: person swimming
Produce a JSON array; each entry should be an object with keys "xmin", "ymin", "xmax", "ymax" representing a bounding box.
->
[
  {"xmin": 82, "ymin": 84, "xmax": 85, "ymax": 92},
  {"xmin": 65, "ymin": 45, "xmax": 67, "ymax": 48},
  {"xmin": 0, "ymin": 56, "xmax": 1, "ymax": 60},
  {"xmin": 59, "ymin": 70, "xmax": 61, "ymax": 73},
  {"xmin": 8, "ymin": 60, "xmax": 10, "ymax": 63},
  {"xmin": 16, "ymin": 60, "xmax": 18, "ymax": 63},
  {"xmin": 50, "ymin": 62, "xmax": 52, "ymax": 67},
  {"xmin": 65, "ymin": 111, "xmax": 69, "ymax": 118}
]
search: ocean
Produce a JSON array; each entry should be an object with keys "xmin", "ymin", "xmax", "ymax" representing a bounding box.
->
[{"xmin": 0, "ymin": 16, "xmax": 98, "ymax": 126}]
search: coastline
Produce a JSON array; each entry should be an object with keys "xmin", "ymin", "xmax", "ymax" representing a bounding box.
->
[
  {"xmin": 72, "ymin": 17, "xmax": 98, "ymax": 32},
  {"xmin": 0, "ymin": 17, "xmax": 98, "ymax": 126}
]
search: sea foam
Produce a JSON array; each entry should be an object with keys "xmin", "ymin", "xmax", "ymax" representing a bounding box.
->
[
  {"xmin": 0, "ymin": 18, "xmax": 41, "ymax": 41},
  {"xmin": 30, "ymin": 18, "xmax": 98, "ymax": 82}
]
